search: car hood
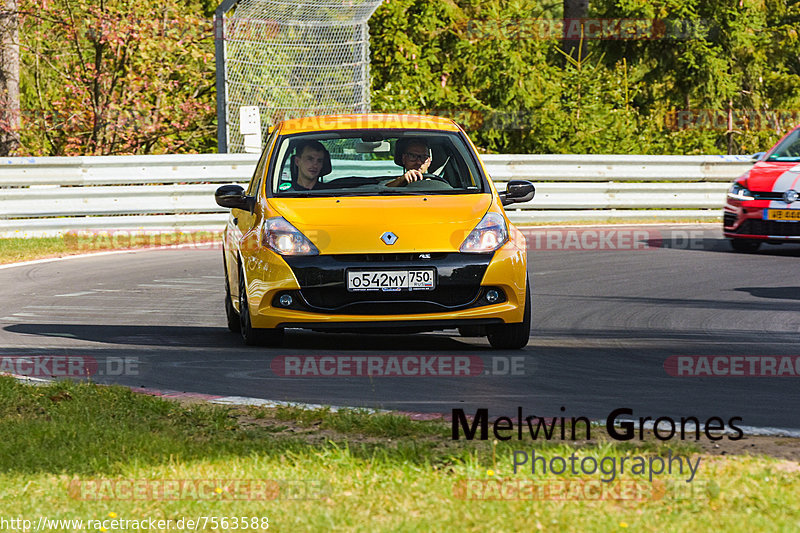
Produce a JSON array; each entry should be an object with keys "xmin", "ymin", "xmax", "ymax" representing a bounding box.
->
[
  {"xmin": 744, "ymin": 161, "xmax": 800, "ymax": 192},
  {"xmin": 267, "ymin": 195, "xmax": 494, "ymax": 254}
]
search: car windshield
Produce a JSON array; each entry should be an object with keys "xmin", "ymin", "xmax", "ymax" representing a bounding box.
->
[
  {"xmin": 269, "ymin": 130, "xmax": 486, "ymax": 197},
  {"xmin": 766, "ymin": 129, "xmax": 800, "ymax": 162}
]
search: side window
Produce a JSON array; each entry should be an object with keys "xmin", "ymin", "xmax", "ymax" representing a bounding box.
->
[
  {"xmin": 246, "ymin": 130, "xmax": 277, "ymax": 196},
  {"xmin": 246, "ymin": 151, "xmax": 267, "ymax": 196},
  {"xmin": 788, "ymin": 137, "xmax": 800, "ymax": 158}
]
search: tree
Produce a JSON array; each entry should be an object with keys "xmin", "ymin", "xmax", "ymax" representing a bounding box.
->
[
  {"xmin": 0, "ymin": 0, "xmax": 20, "ymax": 155},
  {"xmin": 591, "ymin": 0, "xmax": 778, "ymax": 154},
  {"xmin": 562, "ymin": 0, "xmax": 589, "ymax": 62},
  {"xmin": 17, "ymin": 0, "xmax": 217, "ymax": 155}
]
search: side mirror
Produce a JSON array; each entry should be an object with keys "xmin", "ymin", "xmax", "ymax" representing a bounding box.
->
[
  {"xmin": 751, "ymin": 152, "xmax": 766, "ymax": 162},
  {"xmin": 500, "ymin": 180, "xmax": 536, "ymax": 206},
  {"xmin": 215, "ymin": 184, "xmax": 254, "ymax": 211}
]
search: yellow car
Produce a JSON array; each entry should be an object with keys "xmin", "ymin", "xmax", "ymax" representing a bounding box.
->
[{"xmin": 215, "ymin": 114, "xmax": 535, "ymax": 349}]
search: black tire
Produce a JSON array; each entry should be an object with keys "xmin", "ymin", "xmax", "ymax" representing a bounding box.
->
[
  {"xmin": 224, "ymin": 253, "xmax": 240, "ymax": 333},
  {"xmin": 238, "ymin": 265, "xmax": 284, "ymax": 347},
  {"xmin": 487, "ymin": 280, "xmax": 531, "ymax": 350},
  {"xmin": 729, "ymin": 238, "xmax": 761, "ymax": 253},
  {"xmin": 225, "ymin": 291, "xmax": 240, "ymax": 333},
  {"xmin": 458, "ymin": 325, "xmax": 487, "ymax": 337}
]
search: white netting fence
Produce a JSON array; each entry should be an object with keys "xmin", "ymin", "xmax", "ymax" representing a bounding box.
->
[{"xmin": 220, "ymin": 0, "xmax": 384, "ymax": 153}]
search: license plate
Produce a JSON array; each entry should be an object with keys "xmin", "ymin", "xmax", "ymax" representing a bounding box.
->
[
  {"xmin": 346, "ymin": 269, "xmax": 435, "ymax": 291},
  {"xmin": 765, "ymin": 209, "xmax": 800, "ymax": 221}
]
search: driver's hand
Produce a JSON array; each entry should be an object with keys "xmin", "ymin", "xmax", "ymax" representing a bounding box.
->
[
  {"xmin": 386, "ymin": 169, "xmax": 424, "ymax": 187},
  {"xmin": 402, "ymin": 169, "xmax": 424, "ymax": 183}
]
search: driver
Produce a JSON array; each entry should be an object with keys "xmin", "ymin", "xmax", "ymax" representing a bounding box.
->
[{"xmin": 385, "ymin": 138, "xmax": 432, "ymax": 187}]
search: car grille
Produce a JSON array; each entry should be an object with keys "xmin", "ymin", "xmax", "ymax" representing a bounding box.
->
[
  {"xmin": 723, "ymin": 212, "xmax": 737, "ymax": 228},
  {"xmin": 734, "ymin": 219, "xmax": 800, "ymax": 237},
  {"xmin": 297, "ymin": 288, "xmax": 483, "ymax": 314},
  {"xmin": 751, "ymin": 192, "xmax": 785, "ymax": 200},
  {"xmin": 330, "ymin": 253, "xmax": 449, "ymax": 262},
  {"xmin": 283, "ymin": 253, "xmax": 492, "ymax": 315}
]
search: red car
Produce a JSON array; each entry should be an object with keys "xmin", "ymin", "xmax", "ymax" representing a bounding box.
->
[{"xmin": 724, "ymin": 126, "xmax": 800, "ymax": 251}]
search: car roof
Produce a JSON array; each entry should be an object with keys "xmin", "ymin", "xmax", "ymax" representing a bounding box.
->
[{"xmin": 276, "ymin": 113, "xmax": 461, "ymax": 135}]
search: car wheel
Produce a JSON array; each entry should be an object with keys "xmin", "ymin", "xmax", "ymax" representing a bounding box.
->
[
  {"xmin": 238, "ymin": 264, "xmax": 284, "ymax": 347},
  {"xmin": 487, "ymin": 280, "xmax": 531, "ymax": 350},
  {"xmin": 225, "ymin": 288, "xmax": 240, "ymax": 333},
  {"xmin": 729, "ymin": 238, "xmax": 761, "ymax": 252},
  {"xmin": 224, "ymin": 254, "xmax": 240, "ymax": 333},
  {"xmin": 458, "ymin": 325, "xmax": 487, "ymax": 337}
]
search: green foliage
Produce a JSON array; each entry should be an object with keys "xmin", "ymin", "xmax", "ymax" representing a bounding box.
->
[
  {"xmin": 14, "ymin": 0, "xmax": 800, "ymax": 155},
  {"xmin": 588, "ymin": 0, "xmax": 788, "ymax": 153},
  {"xmin": 17, "ymin": 0, "xmax": 217, "ymax": 155},
  {"xmin": 369, "ymin": 0, "xmax": 800, "ymax": 154}
]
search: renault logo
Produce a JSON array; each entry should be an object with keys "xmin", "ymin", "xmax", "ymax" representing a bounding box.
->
[
  {"xmin": 784, "ymin": 189, "xmax": 799, "ymax": 204},
  {"xmin": 380, "ymin": 231, "xmax": 398, "ymax": 245}
]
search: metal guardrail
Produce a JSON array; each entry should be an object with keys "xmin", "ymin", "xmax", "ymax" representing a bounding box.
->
[
  {"xmin": 482, "ymin": 154, "xmax": 752, "ymax": 182},
  {"xmin": 0, "ymin": 154, "xmax": 259, "ymax": 187},
  {"xmin": 0, "ymin": 154, "xmax": 752, "ymax": 237}
]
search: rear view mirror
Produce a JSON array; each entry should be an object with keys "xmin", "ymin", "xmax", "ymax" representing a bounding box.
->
[
  {"xmin": 751, "ymin": 152, "xmax": 766, "ymax": 162},
  {"xmin": 356, "ymin": 141, "xmax": 391, "ymax": 154}
]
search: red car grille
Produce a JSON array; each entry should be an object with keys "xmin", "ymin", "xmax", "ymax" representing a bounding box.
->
[{"xmin": 734, "ymin": 219, "xmax": 800, "ymax": 237}]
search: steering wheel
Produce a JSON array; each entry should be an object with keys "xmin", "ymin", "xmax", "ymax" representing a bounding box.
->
[{"xmin": 422, "ymin": 172, "xmax": 450, "ymax": 184}]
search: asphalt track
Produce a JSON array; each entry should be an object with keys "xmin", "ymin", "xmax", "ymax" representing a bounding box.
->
[{"xmin": 1, "ymin": 224, "xmax": 799, "ymax": 432}]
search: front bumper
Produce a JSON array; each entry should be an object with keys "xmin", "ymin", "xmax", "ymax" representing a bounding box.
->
[
  {"xmin": 723, "ymin": 201, "xmax": 800, "ymax": 241},
  {"xmin": 242, "ymin": 244, "xmax": 527, "ymax": 330}
]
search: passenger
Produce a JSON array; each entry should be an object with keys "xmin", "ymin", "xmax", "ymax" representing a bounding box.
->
[
  {"xmin": 385, "ymin": 138, "xmax": 432, "ymax": 187},
  {"xmin": 290, "ymin": 140, "xmax": 332, "ymax": 190}
]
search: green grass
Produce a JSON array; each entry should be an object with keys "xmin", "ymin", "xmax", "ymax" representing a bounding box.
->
[
  {"xmin": 272, "ymin": 406, "xmax": 443, "ymax": 438},
  {"xmin": 0, "ymin": 236, "xmax": 68, "ymax": 263},
  {"xmin": 1, "ymin": 377, "xmax": 798, "ymax": 532},
  {"xmin": 0, "ymin": 232, "xmax": 221, "ymax": 264}
]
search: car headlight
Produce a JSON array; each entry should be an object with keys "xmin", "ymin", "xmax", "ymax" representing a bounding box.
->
[
  {"xmin": 262, "ymin": 217, "xmax": 319, "ymax": 256},
  {"xmin": 728, "ymin": 182, "xmax": 754, "ymax": 201},
  {"xmin": 459, "ymin": 212, "xmax": 508, "ymax": 253}
]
